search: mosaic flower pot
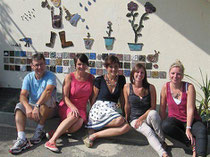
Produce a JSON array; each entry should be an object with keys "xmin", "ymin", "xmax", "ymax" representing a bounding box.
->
[
  {"xmin": 128, "ymin": 43, "xmax": 143, "ymax": 51},
  {"xmin": 83, "ymin": 38, "xmax": 94, "ymax": 49},
  {"xmin": 104, "ymin": 37, "xmax": 115, "ymax": 50}
]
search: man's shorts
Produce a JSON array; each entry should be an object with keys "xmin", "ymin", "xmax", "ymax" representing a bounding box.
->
[{"xmin": 14, "ymin": 96, "xmax": 57, "ymax": 118}]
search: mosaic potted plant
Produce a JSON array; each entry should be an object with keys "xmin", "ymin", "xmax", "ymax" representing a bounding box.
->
[
  {"xmin": 104, "ymin": 21, "xmax": 115, "ymax": 50},
  {"xmin": 83, "ymin": 33, "xmax": 94, "ymax": 49},
  {"xmin": 126, "ymin": 1, "xmax": 156, "ymax": 51}
]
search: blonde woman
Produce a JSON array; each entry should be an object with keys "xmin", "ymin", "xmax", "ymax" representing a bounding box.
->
[{"xmin": 159, "ymin": 60, "xmax": 207, "ymax": 157}]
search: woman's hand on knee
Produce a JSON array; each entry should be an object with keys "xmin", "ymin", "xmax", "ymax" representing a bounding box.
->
[
  {"xmin": 70, "ymin": 106, "xmax": 80, "ymax": 117},
  {"xmin": 135, "ymin": 117, "xmax": 144, "ymax": 129},
  {"xmin": 186, "ymin": 129, "xmax": 195, "ymax": 145}
]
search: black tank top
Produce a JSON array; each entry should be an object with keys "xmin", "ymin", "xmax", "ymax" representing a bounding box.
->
[{"xmin": 129, "ymin": 83, "xmax": 151, "ymax": 122}]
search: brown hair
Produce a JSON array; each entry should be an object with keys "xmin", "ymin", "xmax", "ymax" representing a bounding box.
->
[
  {"xmin": 32, "ymin": 53, "xmax": 45, "ymax": 62},
  {"xmin": 104, "ymin": 55, "xmax": 120, "ymax": 68},
  {"xmin": 130, "ymin": 63, "xmax": 149, "ymax": 88}
]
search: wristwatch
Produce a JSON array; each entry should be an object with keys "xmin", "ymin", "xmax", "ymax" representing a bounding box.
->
[{"xmin": 35, "ymin": 104, "xmax": 40, "ymax": 108}]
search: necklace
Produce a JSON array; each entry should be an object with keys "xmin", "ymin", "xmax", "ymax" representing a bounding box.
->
[
  {"xmin": 172, "ymin": 92, "xmax": 181, "ymax": 99},
  {"xmin": 170, "ymin": 82, "xmax": 182, "ymax": 99},
  {"xmin": 105, "ymin": 74, "xmax": 118, "ymax": 87}
]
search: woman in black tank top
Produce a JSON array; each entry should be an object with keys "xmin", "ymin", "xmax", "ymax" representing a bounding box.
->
[{"xmin": 123, "ymin": 63, "xmax": 169, "ymax": 157}]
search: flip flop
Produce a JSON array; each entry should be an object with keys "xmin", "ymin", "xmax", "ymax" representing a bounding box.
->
[{"xmin": 82, "ymin": 135, "xmax": 93, "ymax": 148}]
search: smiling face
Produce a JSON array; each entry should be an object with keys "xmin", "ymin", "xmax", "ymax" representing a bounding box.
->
[
  {"xmin": 31, "ymin": 59, "xmax": 46, "ymax": 79},
  {"xmin": 106, "ymin": 63, "xmax": 119, "ymax": 77},
  {"xmin": 75, "ymin": 59, "xmax": 87, "ymax": 72},
  {"xmin": 133, "ymin": 67, "xmax": 145, "ymax": 83},
  {"xmin": 169, "ymin": 66, "xmax": 183, "ymax": 84}
]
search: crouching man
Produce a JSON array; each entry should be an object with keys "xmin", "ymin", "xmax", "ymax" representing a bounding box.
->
[{"xmin": 9, "ymin": 53, "xmax": 57, "ymax": 154}]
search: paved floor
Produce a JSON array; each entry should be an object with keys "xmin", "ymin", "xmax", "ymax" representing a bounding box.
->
[
  {"xmin": 0, "ymin": 88, "xmax": 209, "ymax": 157},
  {"xmin": 0, "ymin": 88, "xmax": 20, "ymax": 112},
  {"xmin": 1, "ymin": 123, "xmax": 209, "ymax": 157}
]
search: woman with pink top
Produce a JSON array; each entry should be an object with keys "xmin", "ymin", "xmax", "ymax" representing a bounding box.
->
[
  {"xmin": 159, "ymin": 60, "xmax": 207, "ymax": 157},
  {"xmin": 45, "ymin": 54, "xmax": 94, "ymax": 152}
]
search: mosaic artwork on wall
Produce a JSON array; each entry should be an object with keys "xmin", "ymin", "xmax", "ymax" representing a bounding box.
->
[
  {"xmin": 3, "ymin": 51, "xmax": 32, "ymax": 72},
  {"xmin": 3, "ymin": 50, "xmax": 167, "ymax": 79},
  {"xmin": 19, "ymin": 38, "xmax": 32, "ymax": 47},
  {"xmin": 84, "ymin": 33, "xmax": 94, "ymax": 50},
  {"xmin": 147, "ymin": 50, "xmax": 160, "ymax": 63},
  {"xmin": 126, "ymin": 1, "xmax": 156, "ymax": 51},
  {"xmin": 104, "ymin": 21, "xmax": 115, "ymax": 50},
  {"xmin": 79, "ymin": 0, "xmax": 96, "ymax": 30},
  {"xmin": 20, "ymin": 8, "xmax": 36, "ymax": 21},
  {"xmin": 63, "ymin": 6, "xmax": 85, "ymax": 27},
  {"xmin": 41, "ymin": 0, "xmax": 80, "ymax": 49}
]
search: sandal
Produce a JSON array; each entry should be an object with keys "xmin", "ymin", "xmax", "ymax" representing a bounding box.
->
[
  {"xmin": 162, "ymin": 152, "xmax": 169, "ymax": 157},
  {"xmin": 83, "ymin": 135, "xmax": 93, "ymax": 148},
  {"xmin": 161, "ymin": 141, "xmax": 168, "ymax": 150},
  {"xmin": 192, "ymin": 144, "xmax": 196, "ymax": 157},
  {"xmin": 192, "ymin": 144, "xmax": 196, "ymax": 152}
]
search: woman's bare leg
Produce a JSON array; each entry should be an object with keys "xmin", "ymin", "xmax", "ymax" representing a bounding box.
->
[
  {"xmin": 66, "ymin": 118, "xmax": 84, "ymax": 133},
  {"xmin": 48, "ymin": 115, "xmax": 79, "ymax": 143},
  {"xmin": 89, "ymin": 116, "xmax": 130, "ymax": 141}
]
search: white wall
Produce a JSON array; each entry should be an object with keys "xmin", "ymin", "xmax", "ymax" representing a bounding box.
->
[{"xmin": 0, "ymin": 0, "xmax": 210, "ymax": 103}]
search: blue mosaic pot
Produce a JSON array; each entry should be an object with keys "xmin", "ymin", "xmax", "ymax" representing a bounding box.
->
[
  {"xmin": 128, "ymin": 43, "xmax": 143, "ymax": 51},
  {"xmin": 104, "ymin": 37, "xmax": 115, "ymax": 50}
]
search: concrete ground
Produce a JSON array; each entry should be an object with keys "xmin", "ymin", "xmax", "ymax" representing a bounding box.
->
[
  {"xmin": 0, "ymin": 111, "xmax": 209, "ymax": 157},
  {"xmin": 0, "ymin": 88, "xmax": 209, "ymax": 157}
]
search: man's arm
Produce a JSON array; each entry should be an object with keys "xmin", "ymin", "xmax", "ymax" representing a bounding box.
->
[
  {"xmin": 32, "ymin": 84, "xmax": 55, "ymax": 121},
  {"xmin": 36, "ymin": 84, "xmax": 56, "ymax": 106}
]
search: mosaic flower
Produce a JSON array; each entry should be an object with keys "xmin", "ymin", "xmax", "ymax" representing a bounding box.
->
[
  {"xmin": 106, "ymin": 21, "xmax": 113, "ymax": 37},
  {"xmin": 127, "ymin": 1, "xmax": 138, "ymax": 12},
  {"xmin": 145, "ymin": 2, "xmax": 156, "ymax": 13},
  {"xmin": 126, "ymin": 1, "xmax": 156, "ymax": 44}
]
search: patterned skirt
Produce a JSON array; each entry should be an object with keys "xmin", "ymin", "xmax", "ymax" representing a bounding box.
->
[{"xmin": 86, "ymin": 100, "xmax": 121, "ymax": 130}]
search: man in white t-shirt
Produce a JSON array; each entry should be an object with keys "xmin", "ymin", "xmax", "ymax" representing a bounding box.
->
[{"xmin": 9, "ymin": 53, "xmax": 57, "ymax": 154}]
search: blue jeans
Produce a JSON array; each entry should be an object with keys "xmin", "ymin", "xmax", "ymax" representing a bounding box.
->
[{"xmin": 162, "ymin": 117, "xmax": 207, "ymax": 157}]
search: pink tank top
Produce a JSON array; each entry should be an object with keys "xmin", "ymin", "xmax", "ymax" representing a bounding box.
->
[
  {"xmin": 68, "ymin": 72, "xmax": 93, "ymax": 110},
  {"xmin": 166, "ymin": 82, "xmax": 201, "ymax": 122}
]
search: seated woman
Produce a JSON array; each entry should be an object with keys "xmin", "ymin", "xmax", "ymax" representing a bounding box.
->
[
  {"xmin": 83, "ymin": 55, "xmax": 130, "ymax": 147},
  {"xmin": 159, "ymin": 60, "xmax": 207, "ymax": 157},
  {"xmin": 124, "ymin": 63, "xmax": 168, "ymax": 157},
  {"xmin": 45, "ymin": 54, "xmax": 94, "ymax": 152}
]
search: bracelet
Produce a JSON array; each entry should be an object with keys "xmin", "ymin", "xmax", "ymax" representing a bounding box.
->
[
  {"xmin": 35, "ymin": 104, "xmax": 40, "ymax": 108},
  {"xmin": 186, "ymin": 126, "xmax": 191, "ymax": 129}
]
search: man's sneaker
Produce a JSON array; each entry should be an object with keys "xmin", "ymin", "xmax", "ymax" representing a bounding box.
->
[
  {"xmin": 30, "ymin": 129, "xmax": 46, "ymax": 144},
  {"xmin": 46, "ymin": 130, "xmax": 55, "ymax": 139},
  {"xmin": 45, "ymin": 141, "xmax": 59, "ymax": 152},
  {"xmin": 9, "ymin": 138, "xmax": 31, "ymax": 154}
]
